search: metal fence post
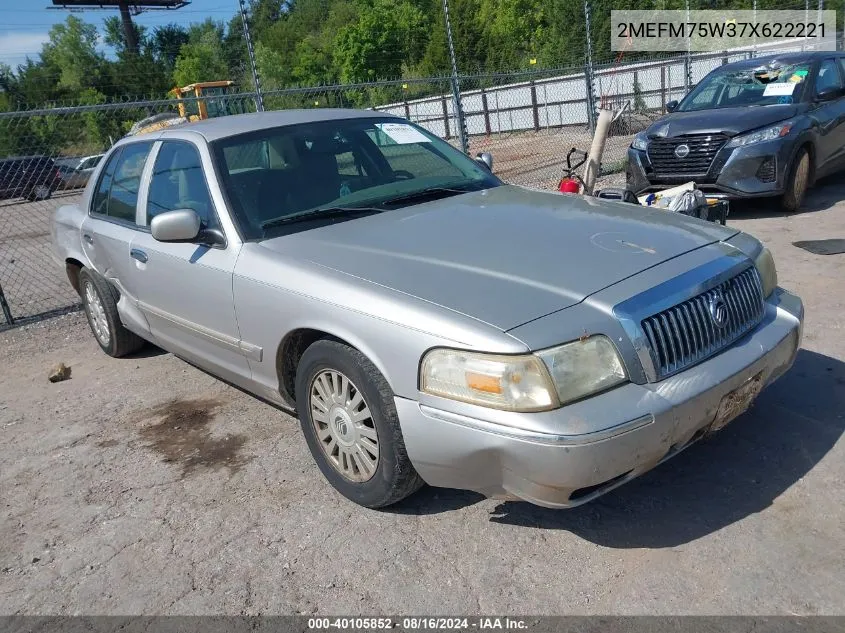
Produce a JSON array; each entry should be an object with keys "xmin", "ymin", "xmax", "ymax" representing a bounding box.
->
[
  {"xmin": 684, "ymin": 0, "xmax": 692, "ymax": 93},
  {"xmin": 0, "ymin": 282, "xmax": 13, "ymax": 326},
  {"xmin": 481, "ymin": 89, "xmax": 492, "ymax": 136},
  {"xmin": 584, "ymin": 0, "xmax": 597, "ymax": 131},
  {"xmin": 530, "ymin": 81, "xmax": 540, "ymax": 132},
  {"xmin": 441, "ymin": 0, "xmax": 469, "ymax": 153},
  {"xmin": 239, "ymin": 0, "xmax": 265, "ymax": 112}
]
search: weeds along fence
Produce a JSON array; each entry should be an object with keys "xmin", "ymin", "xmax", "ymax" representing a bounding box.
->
[{"xmin": 0, "ymin": 38, "xmax": 833, "ymax": 328}]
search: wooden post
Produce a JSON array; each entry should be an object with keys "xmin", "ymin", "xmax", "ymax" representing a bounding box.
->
[
  {"xmin": 441, "ymin": 97, "xmax": 451, "ymax": 139},
  {"xmin": 481, "ymin": 89, "xmax": 492, "ymax": 136},
  {"xmin": 403, "ymin": 99, "xmax": 411, "ymax": 120},
  {"xmin": 530, "ymin": 81, "xmax": 540, "ymax": 132}
]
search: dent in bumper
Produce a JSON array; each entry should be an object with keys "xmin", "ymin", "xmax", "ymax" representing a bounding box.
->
[{"xmin": 397, "ymin": 288, "xmax": 803, "ymax": 509}]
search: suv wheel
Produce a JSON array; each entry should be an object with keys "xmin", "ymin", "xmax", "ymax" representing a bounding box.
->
[
  {"xmin": 780, "ymin": 147, "xmax": 810, "ymax": 212},
  {"xmin": 295, "ymin": 339, "xmax": 424, "ymax": 508}
]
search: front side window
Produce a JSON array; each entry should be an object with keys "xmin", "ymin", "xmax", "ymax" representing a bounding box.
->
[
  {"xmin": 146, "ymin": 141, "xmax": 217, "ymax": 228},
  {"xmin": 815, "ymin": 59, "xmax": 844, "ymax": 96},
  {"xmin": 92, "ymin": 142, "xmax": 152, "ymax": 223},
  {"xmin": 212, "ymin": 118, "xmax": 500, "ymax": 239}
]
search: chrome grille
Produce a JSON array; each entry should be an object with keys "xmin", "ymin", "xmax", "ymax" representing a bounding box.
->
[
  {"xmin": 640, "ymin": 267, "xmax": 765, "ymax": 379},
  {"xmin": 647, "ymin": 134, "xmax": 728, "ymax": 178}
]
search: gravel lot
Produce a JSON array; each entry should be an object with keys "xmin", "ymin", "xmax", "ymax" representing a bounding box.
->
[{"xmin": 1, "ymin": 179, "xmax": 844, "ymax": 616}]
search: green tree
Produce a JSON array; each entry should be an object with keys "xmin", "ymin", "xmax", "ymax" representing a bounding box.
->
[
  {"xmin": 173, "ymin": 25, "xmax": 231, "ymax": 86},
  {"xmin": 333, "ymin": 0, "xmax": 428, "ymax": 83},
  {"xmin": 40, "ymin": 16, "xmax": 104, "ymax": 91},
  {"xmin": 102, "ymin": 15, "xmax": 148, "ymax": 56}
]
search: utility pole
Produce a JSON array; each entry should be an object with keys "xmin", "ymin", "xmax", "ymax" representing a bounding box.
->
[
  {"xmin": 239, "ymin": 0, "xmax": 265, "ymax": 112},
  {"xmin": 441, "ymin": 0, "xmax": 469, "ymax": 154},
  {"xmin": 117, "ymin": 0, "xmax": 139, "ymax": 54}
]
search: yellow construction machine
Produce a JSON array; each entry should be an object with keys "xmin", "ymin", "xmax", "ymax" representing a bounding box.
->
[{"xmin": 127, "ymin": 80, "xmax": 246, "ymax": 137}]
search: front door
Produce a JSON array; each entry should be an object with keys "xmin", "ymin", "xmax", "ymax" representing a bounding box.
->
[
  {"xmin": 811, "ymin": 58, "xmax": 845, "ymax": 174},
  {"xmin": 129, "ymin": 139, "xmax": 251, "ymax": 383}
]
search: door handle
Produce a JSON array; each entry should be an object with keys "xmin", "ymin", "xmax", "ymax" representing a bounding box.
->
[
  {"xmin": 83, "ymin": 233, "xmax": 94, "ymax": 244},
  {"xmin": 130, "ymin": 248, "xmax": 148, "ymax": 264}
]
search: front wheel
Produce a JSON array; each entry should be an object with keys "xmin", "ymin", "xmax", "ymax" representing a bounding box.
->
[
  {"xmin": 780, "ymin": 148, "xmax": 810, "ymax": 212},
  {"xmin": 26, "ymin": 184, "xmax": 52, "ymax": 202},
  {"xmin": 295, "ymin": 339, "xmax": 424, "ymax": 508}
]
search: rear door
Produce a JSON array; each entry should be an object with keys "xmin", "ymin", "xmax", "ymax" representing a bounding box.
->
[
  {"xmin": 128, "ymin": 139, "xmax": 251, "ymax": 382},
  {"xmin": 80, "ymin": 141, "xmax": 155, "ymax": 335}
]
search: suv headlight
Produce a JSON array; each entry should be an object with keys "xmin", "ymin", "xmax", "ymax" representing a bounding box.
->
[
  {"xmin": 420, "ymin": 336, "xmax": 628, "ymax": 412},
  {"xmin": 754, "ymin": 247, "xmax": 778, "ymax": 298},
  {"xmin": 631, "ymin": 132, "xmax": 649, "ymax": 151},
  {"xmin": 725, "ymin": 122, "xmax": 793, "ymax": 148}
]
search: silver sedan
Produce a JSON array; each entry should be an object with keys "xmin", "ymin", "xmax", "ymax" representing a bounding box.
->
[{"xmin": 51, "ymin": 110, "xmax": 803, "ymax": 509}]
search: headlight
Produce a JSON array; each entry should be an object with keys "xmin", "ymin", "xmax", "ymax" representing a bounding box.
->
[
  {"xmin": 420, "ymin": 349, "xmax": 558, "ymax": 412},
  {"xmin": 754, "ymin": 247, "xmax": 778, "ymax": 298},
  {"xmin": 536, "ymin": 336, "xmax": 628, "ymax": 405},
  {"xmin": 725, "ymin": 122, "xmax": 793, "ymax": 148},
  {"xmin": 420, "ymin": 335, "xmax": 629, "ymax": 412},
  {"xmin": 631, "ymin": 132, "xmax": 649, "ymax": 151}
]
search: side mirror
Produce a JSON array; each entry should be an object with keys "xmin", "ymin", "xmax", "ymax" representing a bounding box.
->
[
  {"xmin": 475, "ymin": 152, "xmax": 493, "ymax": 171},
  {"xmin": 665, "ymin": 100, "xmax": 679, "ymax": 113},
  {"xmin": 815, "ymin": 86, "xmax": 844, "ymax": 102},
  {"xmin": 150, "ymin": 209, "xmax": 201, "ymax": 242}
]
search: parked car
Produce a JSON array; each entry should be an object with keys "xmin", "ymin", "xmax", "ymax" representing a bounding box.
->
[
  {"xmin": 0, "ymin": 156, "xmax": 63, "ymax": 201},
  {"xmin": 51, "ymin": 110, "xmax": 803, "ymax": 509},
  {"xmin": 56, "ymin": 154, "xmax": 103, "ymax": 190},
  {"xmin": 627, "ymin": 52, "xmax": 845, "ymax": 212}
]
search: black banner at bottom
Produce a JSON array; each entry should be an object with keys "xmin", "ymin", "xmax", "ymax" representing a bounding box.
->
[{"xmin": 0, "ymin": 617, "xmax": 843, "ymax": 633}]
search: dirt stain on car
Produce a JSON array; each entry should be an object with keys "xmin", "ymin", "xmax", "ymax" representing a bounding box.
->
[{"xmin": 138, "ymin": 398, "xmax": 251, "ymax": 477}]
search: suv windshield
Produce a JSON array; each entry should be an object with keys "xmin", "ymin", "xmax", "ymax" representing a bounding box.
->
[
  {"xmin": 679, "ymin": 62, "xmax": 811, "ymax": 112},
  {"xmin": 211, "ymin": 117, "xmax": 501, "ymax": 239}
]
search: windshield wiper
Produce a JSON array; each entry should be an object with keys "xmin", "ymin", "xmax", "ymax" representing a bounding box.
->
[
  {"xmin": 378, "ymin": 184, "xmax": 479, "ymax": 208},
  {"xmin": 261, "ymin": 206, "xmax": 383, "ymax": 229}
]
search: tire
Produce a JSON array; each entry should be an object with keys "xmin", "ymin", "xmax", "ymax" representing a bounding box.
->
[
  {"xmin": 295, "ymin": 339, "xmax": 424, "ymax": 508},
  {"xmin": 79, "ymin": 268, "xmax": 145, "ymax": 358},
  {"xmin": 780, "ymin": 147, "xmax": 810, "ymax": 213}
]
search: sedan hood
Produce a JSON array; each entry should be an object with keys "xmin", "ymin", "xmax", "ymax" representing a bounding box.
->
[
  {"xmin": 260, "ymin": 186, "xmax": 738, "ymax": 331},
  {"xmin": 649, "ymin": 104, "xmax": 798, "ymax": 138}
]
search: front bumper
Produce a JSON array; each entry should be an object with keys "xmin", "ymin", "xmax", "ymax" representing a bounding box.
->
[
  {"xmin": 396, "ymin": 288, "xmax": 803, "ymax": 508},
  {"xmin": 627, "ymin": 137, "xmax": 796, "ymax": 199}
]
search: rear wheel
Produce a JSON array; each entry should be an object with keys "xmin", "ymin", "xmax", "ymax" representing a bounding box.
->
[
  {"xmin": 295, "ymin": 339, "xmax": 424, "ymax": 508},
  {"xmin": 79, "ymin": 268, "xmax": 145, "ymax": 358},
  {"xmin": 25, "ymin": 184, "xmax": 52, "ymax": 202},
  {"xmin": 780, "ymin": 147, "xmax": 810, "ymax": 212}
]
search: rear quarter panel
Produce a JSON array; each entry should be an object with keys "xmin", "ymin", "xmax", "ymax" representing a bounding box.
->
[{"xmin": 51, "ymin": 202, "xmax": 91, "ymax": 271}]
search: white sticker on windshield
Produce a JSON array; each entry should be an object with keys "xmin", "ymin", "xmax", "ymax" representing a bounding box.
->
[
  {"xmin": 376, "ymin": 123, "xmax": 431, "ymax": 144},
  {"xmin": 763, "ymin": 83, "xmax": 796, "ymax": 96}
]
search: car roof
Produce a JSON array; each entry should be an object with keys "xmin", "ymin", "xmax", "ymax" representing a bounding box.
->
[
  {"xmin": 162, "ymin": 108, "xmax": 402, "ymax": 142},
  {"xmin": 720, "ymin": 51, "xmax": 840, "ymax": 71}
]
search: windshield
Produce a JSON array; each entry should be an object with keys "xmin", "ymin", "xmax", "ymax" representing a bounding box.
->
[
  {"xmin": 211, "ymin": 117, "xmax": 501, "ymax": 239},
  {"xmin": 678, "ymin": 62, "xmax": 811, "ymax": 112}
]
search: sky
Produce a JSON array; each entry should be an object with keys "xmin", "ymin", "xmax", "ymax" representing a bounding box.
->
[{"xmin": 0, "ymin": 0, "xmax": 241, "ymax": 68}]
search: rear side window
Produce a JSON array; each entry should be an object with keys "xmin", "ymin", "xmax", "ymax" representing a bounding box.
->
[{"xmin": 91, "ymin": 143, "xmax": 153, "ymax": 223}]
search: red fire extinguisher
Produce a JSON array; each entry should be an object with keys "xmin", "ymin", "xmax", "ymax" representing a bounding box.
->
[{"xmin": 558, "ymin": 147, "xmax": 588, "ymax": 194}]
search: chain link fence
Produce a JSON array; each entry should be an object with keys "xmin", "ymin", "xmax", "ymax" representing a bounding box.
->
[{"xmin": 0, "ymin": 40, "xmax": 836, "ymax": 329}]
